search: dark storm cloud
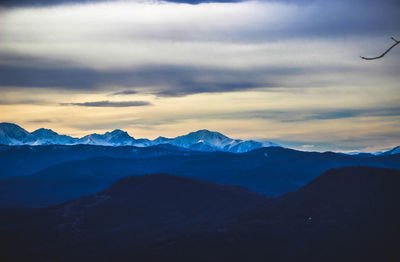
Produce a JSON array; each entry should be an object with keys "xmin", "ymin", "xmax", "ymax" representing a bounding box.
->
[{"xmin": 61, "ymin": 100, "xmax": 151, "ymax": 107}]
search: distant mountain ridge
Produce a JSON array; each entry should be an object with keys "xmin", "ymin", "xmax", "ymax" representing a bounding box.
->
[
  {"xmin": 0, "ymin": 122, "xmax": 277, "ymax": 153},
  {"xmin": 2, "ymin": 144, "xmax": 400, "ymax": 207}
]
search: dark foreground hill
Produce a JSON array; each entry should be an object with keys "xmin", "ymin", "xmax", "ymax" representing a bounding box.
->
[
  {"xmin": 1, "ymin": 145, "xmax": 400, "ymax": 207},
  {"xmin": 1, "ymin": 167, "xmax": 399, "ymax": 262},
  {"xmin": 0, "ymin": 174, "xmax": 271, "ymax": 262}
]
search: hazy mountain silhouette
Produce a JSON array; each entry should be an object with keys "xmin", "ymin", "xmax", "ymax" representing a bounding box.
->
[
  {"xmin": 1, "ymin": 167, "xmax": 399, "ymax": 262},
  {"xmin": 1, "ymin": 146, "xmax": 400, "ymax": 207},
  {"xmin": 0, "ymin": 144, "xmax": 197, "ymax": 178}
]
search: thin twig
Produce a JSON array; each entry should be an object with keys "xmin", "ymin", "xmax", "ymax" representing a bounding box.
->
[{"xmin": 361, "ymin": 37, "xmax": 400, "ymax": 60}]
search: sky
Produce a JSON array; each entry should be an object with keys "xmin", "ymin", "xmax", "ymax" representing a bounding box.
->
[{"xmin": 0, "ymin": 0, "xmax": 399, "ymax": 152}]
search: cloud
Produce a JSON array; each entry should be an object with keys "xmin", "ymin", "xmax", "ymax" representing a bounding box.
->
[
  {"xmin": 1, "ymin": 1, "xmax": 398, "ymax": 46},
  {"xmin": 0, "ymin": 98, "xmax": 47, "ymax": 105},
  {"xmin": 134, "ymin": 106, "xmax": 400, "ymax": 125},
  {"xmin": 212, "ymin": 107, "xmax": 400, "ymax": 122},
  {"xmin": 0, "ymin": 62, "xmax": 286, "ymax": 95},
  {"xmin": 0, "ymin": 0, "xmax": 399, "ymax": 98},
  {"xmin": 274, "ymin": 128, "xmax": 400, "ymax": 153},
  {"xmin": 111, "ymin": 90, "xmax": 138, "ymax": 95},
  {"xmin": 309, "ymin": 107, "xmax": 400, "ymax": 121},
  {"xmin": 27, "ymin": 119, "xmax": 53, "ymax": 123},
  {"xmin": 0, "ymin": 0, "xmax": 245, "ymax": 7},
  {"xmin": 1, "ymin": 57, "xmax": 398, "ymax": 98},
  {"xmin": 61, "ymin": 100, "xmax": 152, "ymax": 107}
]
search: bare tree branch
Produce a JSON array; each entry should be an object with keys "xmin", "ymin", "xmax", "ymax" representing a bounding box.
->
[{"xmin": 361, "ymin": 37, "xmax": 400, "ymax": 60}]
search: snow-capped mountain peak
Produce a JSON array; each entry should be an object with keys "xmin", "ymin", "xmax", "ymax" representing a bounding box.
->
[
  {"xmin": 107, "ymin": 129, "xmax": 130, "ymax": 136},
  {"xmin": 0, "ymin": 122, "xmax": 32, "ymax": 145},
  {"xmin": 0, "ymin": 123, "xmax": 278, "ymax": 153},
  {"xmin": 32, "ymin": 128, "xmax": 59, "ymax": 137},
  {"xmin": 171, "ymin": 129, "xmax": 231, "ymax": 150},
  {"xmin": 167, "ymin": 129, "xmax": 278, "ymax": 153},
  {"xmin": 31, "ymin": 128, "xmax": 77, "ymax": 145},
  {"xmin": 0, "ymin": 122, "xmax": 31, "ymax": 137},
  {"xmin": 153, "ymin": 136, "xmax": 172, "ymax": 144},
  {"xmin": 78, "ymin": 129, "xmax": 135, "ymax": 146}
]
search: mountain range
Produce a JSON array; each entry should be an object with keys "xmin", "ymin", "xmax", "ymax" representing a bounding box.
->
[
  {"xmin": 1, "ymin": 167, "xmax": 399, "ymax": 262},
  {"xmin": 1, "ymin": 122, "xmax": 399, "ymax": 155},
  {"xmin": 1, "ymin": 144, "xmax": 400, "ymax": 207},
  {"xmin": 0, "ymin": 122, "xmax": 277, "ymax": 153},
  {"xmin": 1, "ymin": 125, "xmax": 399, "ymax": 261}
]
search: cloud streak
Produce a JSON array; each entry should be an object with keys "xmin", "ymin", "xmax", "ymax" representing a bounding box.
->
[
  {"xmin": 223, "ymin": 107, "xmax": 400, "ymax": 122},
  {"xmin": 111, "ymin": 90, "xmax": 138, "ymax": 96},
  {"xmin": 1, "ymin": 59, "xmax": 397, "ymax": 97},
  {"xmin": 121, "ymin": 106, "xmax": 400, "ymax": 126},
  {"xmin": 61, "ymin": 100, "xmax": 152, "ymax": 107},
  {"xmin": 0, "ymin": 98, "xmax": 47, "ymax": 105}
]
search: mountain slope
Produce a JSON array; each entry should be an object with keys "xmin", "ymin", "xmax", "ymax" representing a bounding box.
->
[
  {"xmin": 31, "ymin": 128, "xmax": 78, "ymax": 145},
  {"xmin": 0, "ymin": 174, "xmax": 271, "ymax": 262},
  {"xmin": 170, "ymin": 129, "xmax": 234, "ymax": 150},
  {"xmin": 261, "ymin": 166, "xmax": 400, "ymax": 262},
  {"xmin": 380, "ymin": 145, "xmax": 400, "ymax": 155},
  {"xmin": 77, "ymin": 129, "xmax": 136, "ymax": 146},
  {"xmin": 1, "ymin": 167, "xmax": 400, "ymax": 262},
  {"xmin": 0, "ymin": 123, "xmax": 32, "ymax": 145},
  {"xmin": 170, "ymin": 129, "xmax": 278, "ymax": 152}
]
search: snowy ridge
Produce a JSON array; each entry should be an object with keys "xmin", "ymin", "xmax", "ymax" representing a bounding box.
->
[
  {"xmin": 380, "ymin": 145, "xmax": 400, "ymax": 156},
  {"xmin": 0, "ymin": 122, "xmax": 33, "ymax": 145},
  {"xmin": 77, "ymin": 129, "xmax": 136, "ymax": 146},
  {"xmin": 31, "ymin": 128, "xmax": 78, "ymax": 145},
  {"xmin": 0, "ymin": 122, "xmax": 278, "ymax": 153},
  {"xmin": 168, "ymin": 130, "xmax": 279, "ymax": 153}
]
